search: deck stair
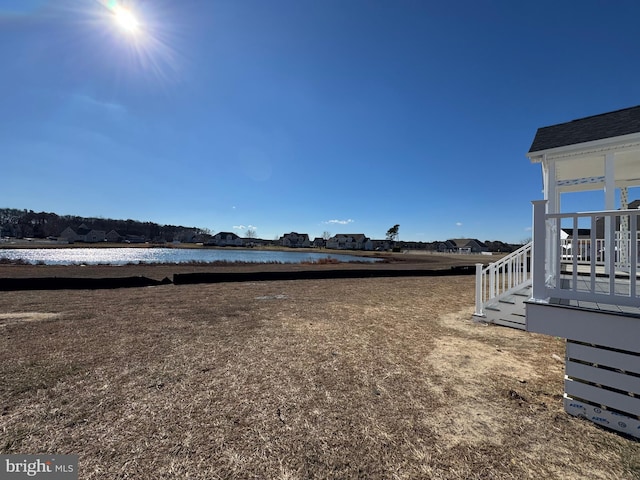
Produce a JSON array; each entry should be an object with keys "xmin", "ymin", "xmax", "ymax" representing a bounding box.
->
[
  {"xmin": 482, "ymin": 283, "xmax": 531, "ymax": 329},
  {"xmin": 474, "ymin": 241, "xmax": 532, "ymax": 330}
]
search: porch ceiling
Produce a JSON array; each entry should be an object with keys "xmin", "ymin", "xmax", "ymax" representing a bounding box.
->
[{"xmin": 554, "ymin": 149, "xmax": 640, "ymax": 191}]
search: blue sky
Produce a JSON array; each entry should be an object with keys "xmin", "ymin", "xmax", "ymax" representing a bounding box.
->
[{"xmin": 2, "ymin": 0, "xmax": 640, "ymax": 243}]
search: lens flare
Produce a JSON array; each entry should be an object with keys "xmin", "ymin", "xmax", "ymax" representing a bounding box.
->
[
  {"xmin": 113, "ymin": 6, "xmax": 139, "ymax": 33},
  {"xmin": 98, "ymin": 0, "xmax": 141, "ymax": 36},
  {"xmin": 77, "ymin": 0, "xmax": 184, "ymax": 86}
]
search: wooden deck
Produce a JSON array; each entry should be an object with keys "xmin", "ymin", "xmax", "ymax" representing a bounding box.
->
[{"xmin": 553, "ymin": 265, "xmax": 640, "ymax": 316}]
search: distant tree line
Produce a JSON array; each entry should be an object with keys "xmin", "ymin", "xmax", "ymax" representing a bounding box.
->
[
  {"xmin": 391, "ymin": 240, "xmax": 519, "ymax": 253},
  {"xmin": 0, "ymin": 208, "xmax": 523, "ymax": 250},
  {"xmin": 0, "ymin": 208, "xmax": 209, "ymax": 242}
]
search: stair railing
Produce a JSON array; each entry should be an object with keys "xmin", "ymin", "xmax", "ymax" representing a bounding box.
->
[{"xmin": 474, "ymin": 242, "xmax": 532, "ymax": 316}]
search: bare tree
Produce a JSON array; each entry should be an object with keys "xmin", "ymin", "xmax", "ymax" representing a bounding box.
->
[
  {"xmin": 246, "ymin": 228, "xmax": 256, "ymax": 239},
  {"xmin": 322, "ymin": 231, "xmax": 332, "ymax": 241}
]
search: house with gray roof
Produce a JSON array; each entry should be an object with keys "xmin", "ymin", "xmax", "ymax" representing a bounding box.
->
[
  {"xmin": 326, "ymin": 234, "xmax": 372, "ymax": 250},
  {"xmin": 59, "ymin": 226, "xmax": 105, "ymax": 243},
  {"xmin": 207, "ymin": 232, "xmax": 243, "ymax": 247},
  {"xmin": 446, "ymin": 238, "xmax": 487, "ymax": 253},
  {"xmin": 279, "ymin": 232, "xmax": 310, "ymax": 248}
]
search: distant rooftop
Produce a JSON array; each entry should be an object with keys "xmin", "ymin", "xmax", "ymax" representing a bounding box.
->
[{"xmin": 529, "ymin": 105, "xmax": 640, "ymax": 153}]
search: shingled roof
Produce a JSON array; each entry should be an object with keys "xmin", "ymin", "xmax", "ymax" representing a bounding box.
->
[{"xmin": 529, "ymin": 105, "xmax": 640, "ymax": 153}]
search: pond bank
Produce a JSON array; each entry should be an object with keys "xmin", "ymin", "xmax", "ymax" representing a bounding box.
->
[{"xmin": 0, "ymin": 265, "xmax": 475, "ymax": 291}]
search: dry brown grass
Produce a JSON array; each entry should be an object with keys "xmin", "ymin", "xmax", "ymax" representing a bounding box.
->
[{"xmin": 0, "ymin": 271, "xmax": 638, "ymax": 479}]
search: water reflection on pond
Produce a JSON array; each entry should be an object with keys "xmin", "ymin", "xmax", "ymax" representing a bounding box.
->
[{"xmin": 0, "ymin": 247, "xmax": 380, "ymax": 266}]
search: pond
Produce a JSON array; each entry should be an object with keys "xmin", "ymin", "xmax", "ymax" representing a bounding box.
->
[{"xmin": 0, "ymin": 247, "xmax": 380, "ymax": 266}]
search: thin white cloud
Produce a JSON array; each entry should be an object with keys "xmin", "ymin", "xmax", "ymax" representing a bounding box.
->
[
  {"xmin": 72, "ymin": 93, "xmax": 125, "ymax": 113},
  {"xmin": 524, "ymin": 226, "xmax": 532, "ymax": 231},
  {"xmin": 233, "ymin": 224, "xmax": 257, "ymax": 231},
  {"xmin": 324, "ymin": 219, "xmax": 354, "ymax": 225},
  {"xmin": 456, "ymin": 222, "xmax": 463, "ymax": 227}
]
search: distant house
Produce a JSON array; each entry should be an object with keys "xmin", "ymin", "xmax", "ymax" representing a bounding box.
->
[
  {"xmin": 76, "ymin": 223, "xmax": 91, "ymax": 238},
  {"xmin": 124, "ymin": 234, "xmax": 146, "ymax": 244},
  {"xmin": 483, "ymin": 240, "xmax": 516, "ymax": 253},
  {"xmin": 327, "ymin": 234, "xmax": 373, "ymax": 250},
  {"xmin": 106, "ymin": 230, "xmax": 123, "ymax": 243},
  {"xmin": 559, "ymin": 228, "xmax": 593, "ymax": 260},
  {"xmin": 593, "ymin": 198, "xmax": 640, "ymax": 238},
  {"xmin": 446, "ymin": 238, "xmax": 488, "ymax": 253},
  {"xmin": 433, "ymin": 240, "xmax": 455, "ymax": 252},
  {"xmin": 208, "ymin": 232, "xmax": 243, "ymax": 247},
  {"xmin": 84, "ymin": 230, "xmax": 106, "ymax": 243},
  {"xmin": 397, "ymin": 241, "xmax": 429, "ymax": 251},
  {"xmin": 59, "ymin": 227, "xmax": 78, "ymax": 243},
  {"xmin": 280, "ymin": 232, "xmax": 310, "ymax": 248},
  {"xmin": 58, "ymin": 226, "xmax": 105, "ymax": 243},
  {"xmin": 243, "ymin": 237, "xmax": 265, "ymax": 247},
  {"xmin": 312, "ymin": 237, "xmax": 326, "ymax": 248},
  {"xmin": 560, "ymin": 228, "xmax": 591, "ymax": 239},
  {"xmin": 193, "ymin": 233, "xmax": 213, "ymax": 244},
  {"xmin": 370, "ymin": 239, "xmax": 392, "ymax": 251}
]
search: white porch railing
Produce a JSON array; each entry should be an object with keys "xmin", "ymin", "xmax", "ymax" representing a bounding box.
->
[
  {"xmin": 474, "ymin": 242, "xmax": 532, "ymax": 316},
  {"xmin": 559, "ymin": 231, "xmax": 638, "ymax": 265},
  {"xmin": 532, "ymin": 201, "xmax": 640, "ymax": 308}
]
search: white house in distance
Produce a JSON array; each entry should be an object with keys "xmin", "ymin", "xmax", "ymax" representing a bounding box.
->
[{"xmin": 475, "ymin": 105, "xmax": 640, "ymax": 438}]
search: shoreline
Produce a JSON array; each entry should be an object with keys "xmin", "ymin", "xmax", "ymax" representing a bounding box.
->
[{"xmin": 0, "ymin": 252, "xmax": 496, "ymax": 280}]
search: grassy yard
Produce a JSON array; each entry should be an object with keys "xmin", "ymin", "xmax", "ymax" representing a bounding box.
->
[{"xmin": 0, "ymin": 271, "xmax": 638, "ymax": 479}]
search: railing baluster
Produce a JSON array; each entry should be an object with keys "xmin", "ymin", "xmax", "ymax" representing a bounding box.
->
[
  {"xmin": 630, "ymin": 214, "xmax": 637, "ymax": 299},
  {"xmin": 590, "ymin": 215, "xmax": 597, "ymax": 294},
  {"xmin": 572, "ymin": 216, "xmax": 578, "ymax": 293},
  {"xmin": 608, "ymin": 212, "xmax": 616, "ymax": 296}
]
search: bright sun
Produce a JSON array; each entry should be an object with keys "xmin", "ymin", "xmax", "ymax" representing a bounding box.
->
[{"xmin": 113, "ymin": 6, "xmax": 139, "ymax": 33}]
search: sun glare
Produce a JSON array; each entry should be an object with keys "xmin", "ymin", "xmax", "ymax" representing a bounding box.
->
[
  {"xmin": 91, "ymin": 0, "xmax": 181, "ymax": 85},
  {"xmin": 114, "ymin": 6, "xmax": 139, "ymax": 33}
]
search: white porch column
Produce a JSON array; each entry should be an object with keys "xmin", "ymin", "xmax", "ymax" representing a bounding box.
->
[
  {"xmin": 532, "ymin": 200, "xmax": 549, "ymax": 302},
  {"xmin": 604, "ymin": 153, "xmax": 615, "ymax": 271},
  {"xmin": 544, "ymin": 156, "xmax": 559, "ymax": 214}
]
